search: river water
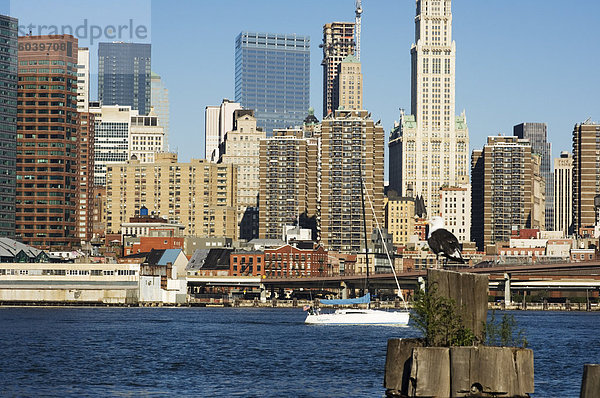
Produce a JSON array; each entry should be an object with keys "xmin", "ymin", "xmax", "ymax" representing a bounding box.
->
[{"xmin": 0, "ymin": 307, "xmax": 597, "ymax": 397}]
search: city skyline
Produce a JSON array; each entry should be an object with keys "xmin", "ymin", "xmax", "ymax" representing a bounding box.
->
[{"xmin": 5, "ymin": 0, "xmax": 600, "ymax": 171}]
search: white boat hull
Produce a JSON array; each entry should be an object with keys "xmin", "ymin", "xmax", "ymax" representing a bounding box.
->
[{"xmin": 305, "ymin": 309, "xmax": 410, "ymax": 325}]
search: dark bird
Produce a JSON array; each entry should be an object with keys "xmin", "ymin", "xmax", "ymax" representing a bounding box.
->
[{"xmin": 427, "ymin": 216, "xmax": 465, "ymax": 264}]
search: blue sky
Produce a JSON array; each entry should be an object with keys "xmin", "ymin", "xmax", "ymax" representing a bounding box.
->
[{"xmin": 4, "ymin": 0, "xmax": 600, "ymax": 175}]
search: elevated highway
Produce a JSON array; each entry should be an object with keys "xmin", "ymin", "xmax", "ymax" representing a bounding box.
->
[{"xmin": 187, "ymin": 261, "xmax": 600, "ymax": 295}]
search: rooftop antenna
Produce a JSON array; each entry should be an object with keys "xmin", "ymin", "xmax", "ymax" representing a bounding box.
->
[{"xmin": 355, "ymin": 0, "xmax": 363, "ymax": 60}]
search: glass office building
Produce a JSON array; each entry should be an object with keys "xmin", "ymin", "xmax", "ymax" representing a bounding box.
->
[
  {"xmin": 98, "ymin": 42, "xmax": 151, "ymax": 115},
  {"xmin": 235, "ymin": 32, "xmax": 310, "ymax": 135},
  {"xmin": 0, "ymin": 15, "xmax": 17, "ymax": 237}
]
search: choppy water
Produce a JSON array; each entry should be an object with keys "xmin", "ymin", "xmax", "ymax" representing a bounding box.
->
[{"xmin": 0, "ymin": 308, "xmax": 597, "ymax": 397}]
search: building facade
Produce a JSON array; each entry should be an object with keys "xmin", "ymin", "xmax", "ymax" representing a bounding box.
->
[
  {"xmin": 259, "ymin": 128, "xmax": 319, "ymax": 240},
  {"xmin": 98, "ymin": 42, "xmax": 151, "ymax": 115},
  {"xmin": 471, "ymin": 136, "xmax": 544, "ymax": 250},
  {"xmin": 76, "ymin": 47, "xmax": 89, "ymax": 112},
  {"xmin": 514, "ymin": 122, "xmax": 553, "ymax": 230},
  {"xmin": 572, "ymin": 122, "xmax": 600, "ymax": 232},
  {"xmin": 150, "ymin": 72, "xmax": 169, "ymax": 151},
  {"xmin": 235, "ymin": 32, "xmax": 310, "ymax": 135},
  {"xmin": 554, "ymin": 151, "xmax": 573, "ymax": 236},
  {"xmin": 385, "ymin": 196, "xmax": 415, "ymax": 246},
  {"xmin": 320, "ymin": 109, "xmax": 384, "ymax": 253},
  {"xmin": 389, "ymin": 0, "xmax": 470, "ymax": 217},
  {"xmin": 105, "ymin": 153, "xmax": 238, "ymax": 239},
  {"xmin": 218, "ymin": 111, "xmax": 264, "ymax": 240},
  {"xmin": 264, "ymin": 244, "xmax": 327, "ymax": 278},
  {"xmin": 337, "ymin": 55, "xmax": 362, "ymax": 111},
  {"xmin": 78, "ymin": 111, "xmax": 94, "ymax": 243},
  {"xmin": 204, "ymin": 99, "xmax": 242, "ymax": 162},
  {"xmin": 91, "ymin": 105, "xmax": 131, "ymax": 185},
  {"xmin": 129, "ymin": 107, "xmax": 164, "ymax": 163},
  {"xmin": 91, "ymin": 104, "xmax": 163, "ymax": 185},
  {"xmin": 16, "ymin": 34, "xmax": 80, "ymax": 249},
  {"xmin": 0, "ymin": 15, "xmax": 17, "ymax": 238},
  {"xmin": 440, "ymin": 185, "xmax": 470, "ymax": 243},
  {"xmin": 321, "ymin": 22, "xmax": 355, "ymax": 117},
  {"xmin": 230, "ymin": 250, "xmax": 265, "ymax": 277}
]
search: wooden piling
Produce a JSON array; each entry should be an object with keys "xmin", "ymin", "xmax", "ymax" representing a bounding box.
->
[
  {"xmin": 385, "ymin": 270, "xmax": 534, "ymax": 397},
  {"xmin": 580, "ymin": 364, "xmax": 600, "ymax": 398},
  {"xmin": 427, "ymin": 269, "xmax": 488, "ymax": 341}
]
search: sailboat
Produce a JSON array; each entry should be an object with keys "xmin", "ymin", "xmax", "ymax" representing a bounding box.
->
[{"xmin": 305, "ymin": 161, "xmax": 410, "ymax": 326}]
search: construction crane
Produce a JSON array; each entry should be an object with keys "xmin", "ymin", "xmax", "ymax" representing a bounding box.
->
[{"xmin": 355, "ymin": 0, "xmax": 362, "ymax": 60}]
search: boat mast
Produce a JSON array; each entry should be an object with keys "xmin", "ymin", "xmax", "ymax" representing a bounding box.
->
[{"xmin": 358, "ymin": 158, "xmax": 370, "ymax": 296}]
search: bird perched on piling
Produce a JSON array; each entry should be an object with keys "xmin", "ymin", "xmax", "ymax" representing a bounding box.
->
[{"xmin": 426, "ymin": 216, "xmax": 465, "ymax": 264}]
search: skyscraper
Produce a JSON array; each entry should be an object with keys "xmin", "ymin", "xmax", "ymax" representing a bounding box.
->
[
  {"xmin": 151, "ymin": 72, "xmax": 169, "ymax": 150},
  {"xmin": 259, "ymin": 128, "xmax": 319, "ymax": 240},
  {"xmin": 389, "ymin": 0, "xmax": 470, "ymax": 217},
  {"xmin": 16, "ymin": 35, "xmax": 80, "ymax": 249},
  {"xmin": 218, "ymin": 110, "xmax": 265, "ymax": 240},
  {"xmin": 78, "ymin": 111, "xmax": 94, "ymax": 243},
  {"xmin": 514, "ymin": 123, "xmax": 552, "ymax": 230},
  {"xmin": 98, "ymin": 42, "xmax": 151, "ymax": 115},
  {"xmin": 204, "ymin": 99, "xmax": 242, "ymax": 161},
  {"xmin": 321, "ymin": 22, "xmax": 355, "ymax": 117},
  {"xmin": 235, "ymin": 32, "xmax": 310, "ymax": 135},
  {"xmin": 337, "ymin": 55, "xmax": 362, "ymax": 111},
  {"xmin": 91, "ymin": 104, "xmax": 164, "ymax": 186},
  {"xmin": 90, "ymin": 105, "xmax": 131, "ymax": 186},
  {"xmin": 554, "ymin": 151, "xmax": 573, "ymax": 237},
  {"xmin": 471, "ymin": 136, "xmax": 544, "ymax": 249},
  {"xmin": 320, "ymin": 109, "xmax": 384, "ymax": 253},
  {"xmin": 0, "ymin": 15, "xmax": 17, "ymax": 238},
  {"xmin": 76, "ymin": 47, "xmax": 89, "ymax": 112},
  {"xmin": 572, "ymin": 121, "xmax": 600, "ymax": 233}
]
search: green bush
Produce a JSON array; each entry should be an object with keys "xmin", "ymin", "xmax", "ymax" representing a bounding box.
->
[
  {"xmin": 484, "ymin": 310, "xmax": 527, "ymax": 348},
  {"xmin": 412, "ymin": 284, "xmax": 476, "ymax": 347}
]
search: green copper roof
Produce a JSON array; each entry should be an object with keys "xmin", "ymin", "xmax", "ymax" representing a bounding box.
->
[
  {"xmin": 402, "ymin": 114, "xmax": 417, "ymax": 129},
  {"xmin": 341, "ymin": 54, "xmax": 360, "ymax": 63},
  {"xmin": 455, "ymin": 115, "xmax": 467, "ymax": 130}
]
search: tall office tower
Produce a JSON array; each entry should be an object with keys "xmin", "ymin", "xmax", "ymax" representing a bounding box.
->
[
  {"xmin": 572, "ymin": 121, "xmax": 600, "ymax": 233},
  {"xmin": 151, "ymin": 72, "xmax": 169, "ymax": 150},
  {"xmin": 554, "ymin": 152, "xmax": 573, "ymax": 237},
  {"xmin": 16, "ymin": 35, "xmax": 80, "ymax": 249},
  {"xmin": 90, "ymin": 105, "xmax": 131, "ymax": 185},
  {"xmin": 78, "ymin": 112, "xmax": 94, "ymax": 243},
  {"xmin": 76, "ymin": 47, "xmax": 93, "ymax": 243},
  {"xmin": 0, "ymin": 15, "xmax": 17, "ymax": 238},
  {"xmin": 76, "ymin": 47, "xmax": 89, "ymax": 112},
  {"xmin": 321, "ymin": 22, "xmax": 355, "ymax": 117},
  {"xmin": 105, "ymin": 153, "xmax": 238, "ymax": 239},
  {"xmin": 337, "ymin": 55, "xmax": 362, "ymax": 111},
  {"xmin": 471, "ymin": 136, "xmax": 544, "ymax": 250},
  {"xmin": 259, "ymin": 128, "xmax": 319, "ymax": 240},
  {"xmin": 235, "ymin": 32, "xmax": 310, "ymax": 135},
  {"xmin": 440, "ymin": 185, "xmax": 470, "ymax": 243},
  {"xmin": 320, "ymin": 109, "xmax": 384, "ymax": 253},
  {"xmin": 91, "ymin": 104, "xmax": 164, "ymax": 185},
  {"xmin": 98, "ymin": 42, "xmax": 151, "ymax": 115},
  {"xmin": 514, "ymin": 123, "xmax": 552, "ymax": 230},
  {"xmin": 218, "ymin": 110, "xmax": 265, "ymax": 240},
  {"xmin": 388, "ymin": 0, "xmax": 470, "ymax": 217},
  {"xmin": 204, "ymin": 99, "xmax": 242, "ymax": 161}
]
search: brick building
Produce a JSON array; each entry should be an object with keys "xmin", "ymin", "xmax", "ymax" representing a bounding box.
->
[
  {"xmin": 264, "ymin": 244, "xmax": 327, "ymax": 278},
  {"xmin": 230, "ymin": 251, "xmax": 265, "ymax": 277},
  {"xmin": 16, "ymin": 35, "xmax": 80, "ymax": 249}
]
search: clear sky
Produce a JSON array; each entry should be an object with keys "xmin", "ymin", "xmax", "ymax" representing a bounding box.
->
[{"xmin": 4, "ymin": 0, "xmax": 600, "ymax": 176}]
